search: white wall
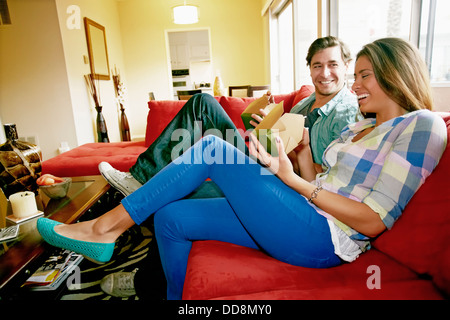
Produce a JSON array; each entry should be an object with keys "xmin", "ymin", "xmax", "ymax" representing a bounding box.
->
[
  {"xmin": 55, "ymin": 0, "xmax": 126, "ymax": 147},
  {"xmin": 117, "ymin": 0, "xmax": 268, "ymax": 138},
  {"xmin": 0, "ymin": 0, "xmax": 76, "ymax": 160},
  {"xmin": 0, "ymin": 0, "xmax": 127, "ymax": 160}
]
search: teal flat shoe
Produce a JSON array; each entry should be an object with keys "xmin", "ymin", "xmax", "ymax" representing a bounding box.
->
[{"xmin": 37, "ymin": 218, "xmax": 115, "ymax": 264}]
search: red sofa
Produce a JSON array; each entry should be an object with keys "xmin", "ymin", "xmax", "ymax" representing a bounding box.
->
[
  {"xmin": 182, "ymin": 112, "xmax": 450, "ymax": 300},
  {"xmin": 42, "ymin": 87, "xmax": 313, "ymax": 177},
  {"xmin": 42, "ymin": 87, "xmax": 449, "ymax": 300}
]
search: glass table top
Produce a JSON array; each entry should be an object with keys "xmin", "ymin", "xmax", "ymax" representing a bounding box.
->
[{"xmin": 0, "ymin": 179, "xmax": 97, "ymax": 257}]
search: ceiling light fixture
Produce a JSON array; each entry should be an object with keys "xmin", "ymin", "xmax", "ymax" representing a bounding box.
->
[{"xmin": 173, "ymin": 1, "xmax": 199, "ymax": 24}]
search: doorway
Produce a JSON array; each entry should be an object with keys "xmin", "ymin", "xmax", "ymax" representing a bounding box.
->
[{"xmin": 167, "ymin": 29, "xmax": 213, "ymax": 99}]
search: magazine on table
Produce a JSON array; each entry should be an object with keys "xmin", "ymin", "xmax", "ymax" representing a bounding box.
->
[{"xmin": 23, "ymin": 248, "xmax": 83, "ymax": 291}]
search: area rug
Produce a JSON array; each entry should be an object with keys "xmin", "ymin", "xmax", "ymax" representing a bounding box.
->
[
  {"xmin": 58, "ymin": 181, "xmax": 223, "ymax": 300},
  {"xmin": 59, "ymin": 224, "xmax": 153, "ymax": 300}
]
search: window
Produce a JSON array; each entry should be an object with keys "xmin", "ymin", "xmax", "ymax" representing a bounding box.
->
[
  {"xmin": 269, "ymin": 1, "xmax": 294, "ymax": 94},
  {"xmin": 335, "ymin": 0, "xmax": 413, "ymax": 84},
  {"xmin": 277, "ymin": 2, "xmax": 294, "ymax": 94},
  {"xmin": 419, "ymin": 0, "xmax": 450, "ymax": 83},
  {"xmin": 266, "ymin": 0, "xmax": 450, "ymax": 94},
  {"xmin": 293, "ymin": 0, "xmax": 318, "ymax": 87},
  {"xmin": 269, "ymin": 0, "xmax": 318, "ymax": 93},
  {"xmin": 334, "ymin": 0, "xmax": 450, "ymax": 85}
]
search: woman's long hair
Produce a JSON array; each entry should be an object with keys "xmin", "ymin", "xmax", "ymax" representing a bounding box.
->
[{"xmin": 356, "ymin": 38, "xmax": 433, "ymax": 111}]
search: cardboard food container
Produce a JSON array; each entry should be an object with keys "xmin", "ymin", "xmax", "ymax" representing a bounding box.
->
[{"xmin": 241, "ymin": 98, "xmax": 305, "ymax": 156}]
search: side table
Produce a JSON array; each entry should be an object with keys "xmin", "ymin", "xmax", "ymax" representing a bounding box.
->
[{"xmin": 0, "ymin": 175, "xmax": 122, "ymax": 300}]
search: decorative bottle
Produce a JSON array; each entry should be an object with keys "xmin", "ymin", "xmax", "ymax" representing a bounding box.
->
[
  {"xmin": 213, "ymin": 70, "xmax": 226, "ymax": 97},
  {"xmin": 0, "ymin": 124, "xmax": 42, "ymax": 198}
]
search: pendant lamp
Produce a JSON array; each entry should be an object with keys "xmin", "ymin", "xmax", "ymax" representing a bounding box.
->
[{"xmin": 173, "ymin": 1, "xmax": 199, "ymax": 24}]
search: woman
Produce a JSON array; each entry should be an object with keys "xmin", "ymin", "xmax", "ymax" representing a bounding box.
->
[{"xmin": 37, "ymin": 38, "xmax": 447, "ymax": 300}]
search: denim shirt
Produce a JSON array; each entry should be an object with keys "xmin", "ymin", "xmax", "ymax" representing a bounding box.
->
[{"xmin": 290, "ymin": 87, "xmax": 362, "ymax": 164}]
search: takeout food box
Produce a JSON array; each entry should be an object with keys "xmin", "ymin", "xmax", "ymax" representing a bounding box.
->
[
  {"xmin": 241, "ymin": 95, "xmax": 274, "ymax": 131},
  {"xmin": 241, "ymin": 97, "xmax": 305, "ymax": 155}
]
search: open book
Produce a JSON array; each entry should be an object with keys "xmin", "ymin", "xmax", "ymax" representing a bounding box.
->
[{"xmin": 241, "ymin": 96, "xmax": 305, "ymax": 155}]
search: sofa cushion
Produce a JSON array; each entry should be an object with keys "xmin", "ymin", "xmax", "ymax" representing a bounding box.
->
[
  {"xmin": 209, "ymin": 280, "xmax": 443, "ymax": 300},
  {"xmin": 146, "ymin": 96, "xmax": 256, "ymax": 144},
  {"xmin": 372, "ymin": 113, "xmax": 450, "ymax": 281},
  {"xmin": 183, "ymin": 240, "xmax": 442, "ymax": 300},
  {"xmin": 218, "ymin": 96, "xmax": 257, "ymax": 131},
  {"xmin": 432, "ymin": 246, "xmax": 450, "ymax": 298},
  {"xmin": 145, "ymin": 97, "xmax": 233, "ymax": 146},
  {"xmin": 271, "ymin": 85, "xmax": 314, "ymax": 114},
  {"xmin": 42, "ymin": 141, "xmax": 147, "ymax": 177},
  {"xmin": 145, "ymin": 100, "xmax": 188, "ymax": 147},
  {"xmin": 292, "ymin": 85, "xmax": 315, "ymax": 107}
]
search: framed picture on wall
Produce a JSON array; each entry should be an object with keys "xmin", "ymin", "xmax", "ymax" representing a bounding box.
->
[{"xmin": 84, "ymin": 17, "xmax": 110, "ymax": 80}]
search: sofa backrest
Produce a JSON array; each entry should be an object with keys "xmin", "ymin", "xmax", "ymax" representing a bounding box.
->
[
  {"xmin": 145, "ymin": 86, "xmax": 314, "ymax": 147},
  {"xmin": 218, "ymin": 85, "xmax": 314, "ymax": 132},
  {"xmin": 372, "ymin": 112, "xmax": 450, "ymax": 296},
  {"xmin": 145, "ymin": 100, "xmax": 196, "ymax": 147}
]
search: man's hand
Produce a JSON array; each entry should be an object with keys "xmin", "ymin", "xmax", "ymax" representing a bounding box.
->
[
  {"xmin": 249, "ymin": 91, "xmax": 274, "ymax": 128},
  {"xmin": 249, "ymin": 108, "xmax": 268, "ymax": 127}
]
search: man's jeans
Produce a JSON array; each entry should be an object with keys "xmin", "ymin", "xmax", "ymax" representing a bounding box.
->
[{"xmin": 130, "ymin": 93, "xmax": 248, "ymax": 184}]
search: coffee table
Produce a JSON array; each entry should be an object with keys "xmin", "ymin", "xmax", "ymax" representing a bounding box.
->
[{"xmin": 0, "ymin": 175, "xmax": 113, "ymax": 298}]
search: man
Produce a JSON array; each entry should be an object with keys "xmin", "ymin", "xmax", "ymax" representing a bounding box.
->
[
  {"xmin": 98, "ymin": 36, "xmax": 363, "ymax": 299},
  {"xmin": 291, "ymin": 36, "xmax": 362, "ymax": 165},
  {"xmin": 100, "ymin": 36, "xmax": 362, "ymax": 198}
]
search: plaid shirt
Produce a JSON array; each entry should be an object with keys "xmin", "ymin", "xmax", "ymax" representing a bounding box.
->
[{"xmin": 314, "ymin": 110, "xmax": 447, "ymax": 244}]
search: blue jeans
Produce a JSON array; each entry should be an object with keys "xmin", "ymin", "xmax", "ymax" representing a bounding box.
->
[{"xmin": 121, "ymin": 136, "xmax": 341, "ymax": 300}]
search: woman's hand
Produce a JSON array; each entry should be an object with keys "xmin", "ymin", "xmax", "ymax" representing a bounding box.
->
[{"xmin": 249, "ymin": 133, "xmax": 296, "ymax": 185}]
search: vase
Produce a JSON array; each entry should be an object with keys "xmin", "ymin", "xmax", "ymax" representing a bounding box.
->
[
  {"xmin": 95, "ymin": 106, "xmax": 110, "ymax": 143},
  {"xmin": 213, "ymin": 71, "xmax": 226, "ymax": 97},
  {"xmin": 0, "ymin": 124, "xmax": 42, "ymax": 198},
  {"xmin": 119, "ymin": 103, "xmax": 131, "ymax": 142}
]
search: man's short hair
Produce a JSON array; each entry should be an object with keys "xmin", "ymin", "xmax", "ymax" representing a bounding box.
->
[{"xmin": 306, "ymin": 36, "xmax": 352, "ymax": 66}]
